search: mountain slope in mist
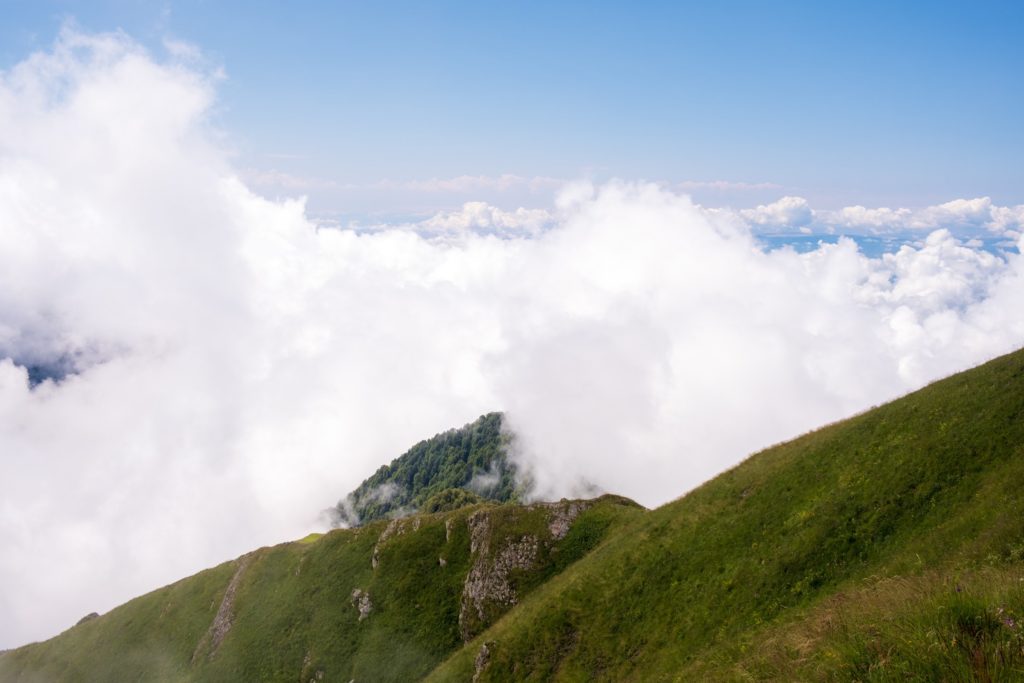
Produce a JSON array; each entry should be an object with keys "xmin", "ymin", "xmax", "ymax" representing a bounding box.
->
[
  {"xmin": 431, "ymin": 347, "xmax": 1024, "ymax": 681},
  {"xmin": 0, "ymin": 495, "xmax": 641, "ymax": 682},
  {"xmin": 331, "ymin": 412, "xmax": 520, "ymax": 527},
  {"xmin": 3, "ymin": 348, "xmax": 1024, "ymax": 682}
]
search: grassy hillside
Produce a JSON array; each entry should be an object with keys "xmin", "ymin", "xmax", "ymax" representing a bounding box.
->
[
  {"xmin": 428, "ymin": 348, "xmax": 1024, "ymax": 682},
  {"xmin": 332, "ymin": 412, "xmax": 520, "ymax": 526},
  {"xmin": 4, "ymin": 348, "xmax": 1024, "ymax": 682},
  {"xmin": 0, "ymin": 496, "xmax": 641, "ymax": 682}
]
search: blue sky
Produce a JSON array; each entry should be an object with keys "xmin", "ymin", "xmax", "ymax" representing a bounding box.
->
[{"xmin": 3, "ymin": 0, "xmax": 1022, "ymax": 214}]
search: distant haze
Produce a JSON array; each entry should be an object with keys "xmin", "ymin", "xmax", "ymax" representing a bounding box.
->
[{"xmin": 0, "ymin": 29, "xmax": 1023, "ymax": 649}]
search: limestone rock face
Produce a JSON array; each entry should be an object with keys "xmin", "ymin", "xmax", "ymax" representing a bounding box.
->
[
  {"xmin": 350, "ymin": 588, "xmax": 373, "ymax": 621},
  {"xmin": 459, "ymin": 525, "xmax": 538, "ymax": 641},
  {"xmin": 458, "ymin": 499, "xmax": 592, "ymax": 642},
  {"xmin": 542, "ymin": 500, "xmax": 589, "ymax": 540}
]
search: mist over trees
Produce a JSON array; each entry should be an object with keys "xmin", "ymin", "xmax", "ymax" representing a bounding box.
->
[{"xmin": 331, "ymin": 412, "xmax": 520, "ymax": 526}]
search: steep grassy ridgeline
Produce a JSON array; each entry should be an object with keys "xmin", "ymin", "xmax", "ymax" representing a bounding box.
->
[
  {"xmin": 332, "ymin": 412, "xmax": 520, "ymax": 526},
  {"xmin": 0, "ymin": 496, "xmax": 641, "ymax": 683},
  {"xmin": 428, "ymin": 348, "xmax": 1024, "ymax": 681},
  {"xmin": 5, "ymin": 349, "xmax": 1024, "ymax": 682}
]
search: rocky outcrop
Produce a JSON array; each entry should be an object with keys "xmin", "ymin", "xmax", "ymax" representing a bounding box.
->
[
  {"xmin": 350, "ymin": 588, "xmax": 373, "ymax": 621},
  {"xmin": 472, "ymin": 641, "xmax": 494, "ymax": 683},
  {"xmin": 191, "ymin": 553, "xmax": 254, "ymax": 663},
  {"xmin": 539, "ymin": 500, "xmax": 590, "ymax": 540},
  {"xmin": 458, "ymin": 500, "xmax": 591, "ymax": 641},
  {"xmin": 461, "ymin": 532, "xmax": 538, "ymax": 641},
  {"xmin": 460, "ymin": 509, "xmax": 535, "ymax": 640}
]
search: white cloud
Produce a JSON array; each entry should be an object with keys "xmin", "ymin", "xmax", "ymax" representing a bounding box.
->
[
  {"xmin": 740, "ymin": 195, "xmax": 815, "ymax": 228},
  {"xmin": 406, "ymin": 201, "xmax": 552, "ymax": 236},
  {"xmin": 828, "ymin": 204, "xmax": 914, "ymax": 229},
  {"xmin": 161, "ymin": 38, "xmax": 203, "ymax": 63},
  {"xmin": 770, "ymin": 194, "xmax": 1024, "ymax": 235},
  {"xmin": 1, "ymin": 30, "xmax": 1024, "ymax": 650}
]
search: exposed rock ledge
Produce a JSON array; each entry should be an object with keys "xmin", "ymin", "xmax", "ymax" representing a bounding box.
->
[
  {"xmin": 350, "ymin": 588, "xmax": 373, "ymax": 621},
  {"xmin": 191, "ymin": 552, "xmax": 254, "ymax": 663},
  {"xmin": 458, "ymin": 499, "xmax": 591, "ymax": 641}
]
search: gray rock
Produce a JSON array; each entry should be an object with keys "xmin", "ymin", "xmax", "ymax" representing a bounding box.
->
[
  {"xmin": 350, "ymin": 588, "xmax": 373, "ymax": 621},
  {"xmin": 75, "ymin": 612, "xmax": 100, "ymax": 626},
  {"xmin": 472, "ymin": 641, "xmax": 493, "ymax": 683},
  {"xmin": 459, "ymin": 509, "xmax": 539, "ymax": 641},
  {"xmin": 191, "ymin": 552, "xmax": 254, "ymax": 663}
]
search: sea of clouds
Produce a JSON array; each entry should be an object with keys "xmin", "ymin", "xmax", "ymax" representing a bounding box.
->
[{"xmin": 1, "ymin": 30, "xmax": 1023, "ymax": 647}]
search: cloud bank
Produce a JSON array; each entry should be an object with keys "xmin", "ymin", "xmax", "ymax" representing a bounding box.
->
[
  {"xmin": 1, "ymin": 31, "xmax": 1023, "ymax": 648},
  {"xmin": 742, "ymin": 195, "xmax": 1024, "ymax": 237}
]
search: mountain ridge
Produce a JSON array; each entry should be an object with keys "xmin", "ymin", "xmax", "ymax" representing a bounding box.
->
[{"xmin": 3, "ymin": 347, "xmax": 1024, "ymax": 681}]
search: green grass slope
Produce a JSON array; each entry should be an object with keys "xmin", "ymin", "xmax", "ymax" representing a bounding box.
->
[
  {"xmin": 332, "ymin": 412, "xmax": 520, "ymax": 526},
  {"xmin": 427, "ymin": 348, "xmax": 1024, "ymax": 682},
  {"xmin": 5, "ymin": 348, "xmax": 1024, "ymax": 682},
  {"xmin": 0, "ymin": 496, "xmax": 641, "ymax": 683}
]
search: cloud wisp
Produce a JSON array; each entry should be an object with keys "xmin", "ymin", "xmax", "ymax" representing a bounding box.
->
[{"xmin": 1, "ymin": 30, "xmax": 1023, "ymax": 648}]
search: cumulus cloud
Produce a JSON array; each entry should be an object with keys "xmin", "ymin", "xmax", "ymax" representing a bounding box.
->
[
  {"xmin": 740, "ymin": 196, "xmax": 815, "ymax": 228},
  {"xmin": 1, "ymin": 30, "xmax": 1024, "ymax": 650},
  {"xmin": 750, "ymin": 195, "xmax": 1024, "ymax": 237}
]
